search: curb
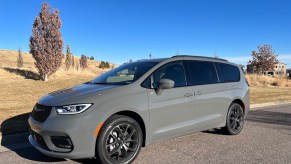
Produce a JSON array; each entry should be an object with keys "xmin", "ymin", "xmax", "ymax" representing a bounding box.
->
[{"xmin": 0, "ymin": 101, "xmax": 291, "ymax": 153}]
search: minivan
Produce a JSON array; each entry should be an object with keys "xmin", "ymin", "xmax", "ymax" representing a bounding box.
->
[{"xmin": 29, "ymin": 55, "xmax": 250, "ymax": 163}]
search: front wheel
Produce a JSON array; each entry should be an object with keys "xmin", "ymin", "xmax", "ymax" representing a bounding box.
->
[
  {"xmin": 96, "ymin": 115, "xmax": 143, "ymax": 164},
  {"xmin": 223, "ymin": 103, "xmax": 245, "ymax": 135}
]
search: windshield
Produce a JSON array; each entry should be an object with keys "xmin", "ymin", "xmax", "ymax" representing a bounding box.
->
[{"xmin": 90, "ymin": 61, "xmax": 159, "ymax": 85}]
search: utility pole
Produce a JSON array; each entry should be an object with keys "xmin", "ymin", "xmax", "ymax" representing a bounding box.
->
[{"xmin": 214, "ymin": 51, "xmax": 218, "ymax": 58}]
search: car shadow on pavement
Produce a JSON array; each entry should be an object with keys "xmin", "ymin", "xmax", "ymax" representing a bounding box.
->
[
  {"xmin": 246, "ymin": 110, "xmax": 291, "ymax": 127},
  {"xmin": 0, "ymin": 113, "xmax": 30, "ymax": 136},
  {"xmin": 9, "ymin": 147, "xmax": 66, "ymax": 162},
  {"xmin": 0, "ymin": 113, "xmax": 65, "ymax": 162}
]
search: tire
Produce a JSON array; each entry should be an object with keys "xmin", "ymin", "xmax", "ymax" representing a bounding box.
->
[
  {"xmin": 95, "ymin": 115, "xmax": 143, "ymax": 164},
  {"xmin": 222, "ymin": 103, "xmax": 245, "ymax": 135}
]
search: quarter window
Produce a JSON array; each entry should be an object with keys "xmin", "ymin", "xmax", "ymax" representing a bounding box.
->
[
  {"xmin": 215, "ymin": 63, "xmax": 240, "ymax": 82},
  {"xmin": 185, "ymin": 61, "xmax": 218, "ymax": 85}
]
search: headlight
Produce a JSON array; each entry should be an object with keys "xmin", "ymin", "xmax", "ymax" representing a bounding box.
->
[{"xmin": 55, "ymin": 104, "xmax": 92, "ymax": 115}]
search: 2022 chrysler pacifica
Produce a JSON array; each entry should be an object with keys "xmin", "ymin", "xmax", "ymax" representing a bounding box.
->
[{"xmin": 29, "ymin": 55, "xmax": 250, "ymax": 163}]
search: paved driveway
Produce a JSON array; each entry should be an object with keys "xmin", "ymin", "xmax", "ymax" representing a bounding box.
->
[{"xmin": 1, "ymin": 104, "xmax": 291, "ymax": 164}]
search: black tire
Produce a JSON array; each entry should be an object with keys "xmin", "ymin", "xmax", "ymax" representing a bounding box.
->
[
  {"xmin": 222, "ymin": 103, "xmax": 245, "ymax": 135},
  {"xmin": 95, "ymin": 115, "xmax": 143, "ymax": 164}
]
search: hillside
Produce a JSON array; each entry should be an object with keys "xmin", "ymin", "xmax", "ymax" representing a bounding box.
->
[{"xmin": 0, "ymin": 49, "xmax": 117, "ymax": 78}]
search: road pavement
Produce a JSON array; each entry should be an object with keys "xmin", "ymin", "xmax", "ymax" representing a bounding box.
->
[{"xmin": 0, "ymin": 104, "xmax": 290, "ymax": 164}]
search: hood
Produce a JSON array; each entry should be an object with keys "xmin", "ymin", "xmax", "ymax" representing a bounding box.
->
[{"xmin": 38, "ymin": 84, "xmax": 119, "ymax": 106}]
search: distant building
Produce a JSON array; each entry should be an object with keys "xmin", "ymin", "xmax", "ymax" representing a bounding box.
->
[{"xmin": 247, "ymin": 62, "xmax": 287, "ymax": 76}]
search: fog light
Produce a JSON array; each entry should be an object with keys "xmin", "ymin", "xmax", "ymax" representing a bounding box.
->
[{"xmin": 51, "ymin": 136, "xmax": 73, "ymax": 150}]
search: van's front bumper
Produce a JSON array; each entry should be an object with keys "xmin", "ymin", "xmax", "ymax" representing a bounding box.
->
[{"xmin": 28, "ymin": 108, "xmax": 106, "ymax": 159}]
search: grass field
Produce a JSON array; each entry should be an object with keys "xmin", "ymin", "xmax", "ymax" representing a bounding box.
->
[{"xmin": 0, "ymin": 49, "xmax": 291, "ymax": 135}]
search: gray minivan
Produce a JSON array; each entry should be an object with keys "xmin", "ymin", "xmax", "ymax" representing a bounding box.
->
[{"xmin": 29, "ymin": 55, "xmax": 250, "ymax": 163}]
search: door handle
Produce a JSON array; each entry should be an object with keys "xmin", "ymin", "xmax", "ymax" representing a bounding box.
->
[
  {"xmin": 194, "ymin": 91, "xmax": 204, "ymax": 95},
  {"xmin": 184, "ymin": 93, "xmax": 194, "ymax": 97}
]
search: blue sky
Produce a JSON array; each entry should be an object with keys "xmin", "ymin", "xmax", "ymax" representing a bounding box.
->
[{"xmin": 0, "ymin": 0, "xmax": 291, "ymax": 67}]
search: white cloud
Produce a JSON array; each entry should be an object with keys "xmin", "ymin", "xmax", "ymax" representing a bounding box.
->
[
  {"xmin": 223, "ymin": 56, "xmax": 251, "ymax": 64},
  {"xmin": 278, "ymin": 54, "xmax": 291, "ymax": 60}
]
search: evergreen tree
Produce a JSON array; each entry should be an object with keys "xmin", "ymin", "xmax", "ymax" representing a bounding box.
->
[
  {"xmin": 71, "ymin": 55, "xmax": 75, "ymax": 67},
  {"xmin": 105, "ymin": 61, "xmax": 110, "ymax": 68},
  {"xmin": 65, "ymin": 45, "xmax": 72, "ymax": 70},
  {"xmin": 17, "ymin": 46, "xmax": 23, "ymax": 68}
]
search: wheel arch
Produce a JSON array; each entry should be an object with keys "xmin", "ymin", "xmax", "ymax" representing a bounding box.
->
[
  {"xmin": 231, "ymin": 98, "xmax": 245, "ymax": 112},
  {"xmin": 102, "ymin": 110, "xmax": 147, "ymax": 147}
]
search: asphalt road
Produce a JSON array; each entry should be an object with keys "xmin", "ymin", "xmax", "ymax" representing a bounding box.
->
[{"xmin": 0, "ymin": 104, "xmax": 291, "ymax": 164}]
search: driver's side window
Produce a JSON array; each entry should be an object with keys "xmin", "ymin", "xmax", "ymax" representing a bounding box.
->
[{"xmin": 152, "ymin": 61, "xmax": 187, "ymax": 88}]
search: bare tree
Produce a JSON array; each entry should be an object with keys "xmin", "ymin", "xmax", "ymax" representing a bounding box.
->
[
  {"xmin": 29, "ymin": 2, "xmax": 64, "ymax": 81},
  {"xmin": 248, "ymin": 44, "xmax": 278, "ymax": 74},
  {"xmin": 80, "ymin": 54, "xmax": 88, "ymax": 69},
  {"xmin": 65, "ymin": 45, "xmax": 72, "ymax": 70},
  {"xmin": 17, "ymin": 46, "xmax": 23, "ymax": 68}
]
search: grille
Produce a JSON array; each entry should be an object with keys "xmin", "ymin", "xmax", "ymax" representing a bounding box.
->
[
  {"xmin": 30, "ymin": 130, "xmax": 49, "ymax": 150},
  {"xmin": 31, "ymin": 103, "xmax": 52, "ymax": 123}
]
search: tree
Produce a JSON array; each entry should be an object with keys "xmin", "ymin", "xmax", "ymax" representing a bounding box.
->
[
  {"xmin": 65, "ymin": 45, "xmax": 72, "ymax": 70},
  {"xmin": 17, "ymin": 46, "xmax": 23, "ymax": 68},
  {"xmin": 248, "ymin": 44, "xmax": 278, "ymax": 74},
  {"xmin": 90, "ymin": 56, "xmax": 94, "ymax": 60},
  {"xmin": 111, "ymin": 64, "xmax": 114, "ymax": 69},
  {"xmin": 29, "ymin": 2, "xmax": 64, "ymax": 81},
  {"xmin": 105, "ymin": 61, "xmax": 110, "ymax": 68},
  {"xmin": 99, "ymin": 61, "xmax": 105, "ymax": 69},
  {"xmin": 80, "ymin": 54, "xmax": 88, "ymax": 69},
  {"xmin": 76, "ymin": 61, "xmax": 79, "ymax": 71},
  {"xmin": 71, "ymin": 55, "xmax": 75, "ymax": 67}
]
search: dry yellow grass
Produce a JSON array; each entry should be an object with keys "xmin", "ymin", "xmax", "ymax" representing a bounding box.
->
[
  {"xmin": 250, "ymin": 86, "xmax": 291, "ymax": 104},
  {"xmin": 245, "ymin": 74, "xmax": 291, "ymax": 87}
]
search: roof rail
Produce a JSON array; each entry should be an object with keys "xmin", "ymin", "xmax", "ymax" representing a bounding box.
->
[{"xmin": 171, "ymin": 55, "xmax": 228, "ymax": 62}]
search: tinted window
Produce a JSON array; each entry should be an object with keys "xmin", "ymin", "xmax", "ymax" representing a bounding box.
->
[
  {"xmin": 152, "ymin": 61, "xmax": 187, "ymax": 88},
  {"xmin": 215, "ymin": 63, "xmax": 240, "ymax": 82},
  {"xmin": 185, "ymin": 60, "xmax": 218, "ymax": 85}
]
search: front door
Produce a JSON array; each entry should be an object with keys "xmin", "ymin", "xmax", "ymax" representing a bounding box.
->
[{"xmin": 147, "ymin": 61, "xmax": 195, "ymax": 143}]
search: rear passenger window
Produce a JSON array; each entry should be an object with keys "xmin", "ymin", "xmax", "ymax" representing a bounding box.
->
[
  {"xmin": 215, "ymin": 63, "xmax": 240, "ymax": 82},
  {"xmin": 185, "ymin": 61, "xmax": 218, "ymax": 85}
]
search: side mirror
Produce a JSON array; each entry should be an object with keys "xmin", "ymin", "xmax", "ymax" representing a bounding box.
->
[{"xmin": 156, "ymin": 79, "xmax": 175, "ymax": 95}]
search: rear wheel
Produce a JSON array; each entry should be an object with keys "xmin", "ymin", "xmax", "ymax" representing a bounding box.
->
[
  {"xmin": 223, "ymin": 103, "xmax": 244, "ymax": 135},
  {"xmin": 96, "ymin": 115, "xmax": 143, "ymax": 164}
]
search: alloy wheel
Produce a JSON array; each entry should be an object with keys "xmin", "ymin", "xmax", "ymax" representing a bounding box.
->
[{"xmin": 105, "ymin": 123, "xmax": 139, "ymax": 163}]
